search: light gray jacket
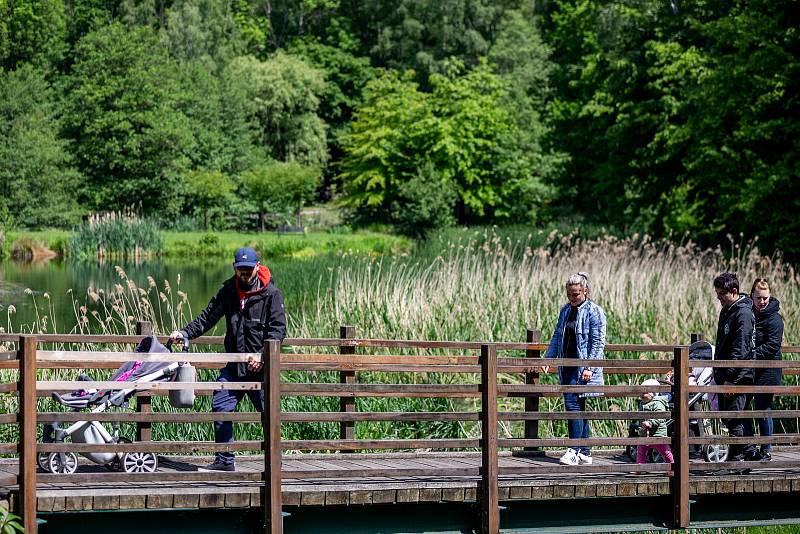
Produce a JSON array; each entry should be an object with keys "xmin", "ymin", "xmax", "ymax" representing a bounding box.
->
[{"xmin": 545, "ymin": 299, "xmax": 607, "ymax": 397}]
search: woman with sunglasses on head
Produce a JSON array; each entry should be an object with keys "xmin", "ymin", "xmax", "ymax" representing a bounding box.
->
[
  {"xmin": 544, "ymin": 272, "xmax": 607, "ymax": 466},
  {"xmin": 749, "ymin": 278, "xmax": 784, "ymax": 460}
]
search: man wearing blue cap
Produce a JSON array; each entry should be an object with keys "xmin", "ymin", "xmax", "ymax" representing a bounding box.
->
[{"xmin": 170, "ymin": 247, "xmax": 286, "ymax": 471}]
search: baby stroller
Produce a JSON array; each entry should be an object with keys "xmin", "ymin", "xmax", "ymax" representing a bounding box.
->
[
  {"xmin": 626, "ymin": 341, "xmax": 727, "ymax": 462},
  {"xmin": 40, "ymin": 335, "xmax": 194, "ymax": 474}
]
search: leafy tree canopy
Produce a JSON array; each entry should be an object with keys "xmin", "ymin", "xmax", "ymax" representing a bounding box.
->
[
  {"xmin": 0, "ymin": 0, "xmax": 67, "ymax": 69},
  {"xmin": 62, "ymin": 22, "xmax": 196, "ymax": 214},
  {"xmin": 0, "ymin": 64, "xmax": 81, "ymax": 227},
  {"xmin": 339, "ymin": 59, "xmax": 556, "ymax": 232},
  {"xmin": 224, "ymin": 51, "xmax": 328, "ymax": 166}
]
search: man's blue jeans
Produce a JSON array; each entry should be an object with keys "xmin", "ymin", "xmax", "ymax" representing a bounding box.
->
[
  {"xmin": 212, "ymin": 366, "xmax": 264, "ymax": 465},
  {"xmin": 562, "ymin": 369, "xmax": 590, "ymax": 456}
]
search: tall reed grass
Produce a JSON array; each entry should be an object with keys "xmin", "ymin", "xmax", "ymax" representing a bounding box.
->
[
  {"xmin": 68, "ymin": 209, "xmax": 163, "ymax": 260},
  {"xmin": 1, "ymin": 229, "xmax": 798, "ymax": 446},
  {"xmin": 291, "ymin": 229, "xmax": 799, "ymax": 440}
]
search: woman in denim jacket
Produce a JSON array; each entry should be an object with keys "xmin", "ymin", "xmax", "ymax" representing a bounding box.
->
[{"xmin": 544, "ymin": 272, "xmax": 606, "ymax": 466}]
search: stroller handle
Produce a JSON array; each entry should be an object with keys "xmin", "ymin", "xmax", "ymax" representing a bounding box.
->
[{"xmin": 165, "ymin": 337, "xmax": 190, "ymax": 353}]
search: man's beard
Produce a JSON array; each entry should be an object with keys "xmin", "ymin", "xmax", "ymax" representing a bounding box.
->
[{"xmin": 238, "ymin": 273, "xmax": 257, "ymax": 289}]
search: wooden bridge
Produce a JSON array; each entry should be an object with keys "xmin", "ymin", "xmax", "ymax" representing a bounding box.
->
[{"xmin": 1, "ymin": 327, "xmax": 799, "ymax": 533}]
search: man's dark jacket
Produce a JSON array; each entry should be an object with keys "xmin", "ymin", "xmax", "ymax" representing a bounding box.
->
[
  {"xmin": 714, "ymin": 294, "xmax": 755, "ymax": 385},
  {"xmin": 754, "ymin": 296, "xmax": 783, "ymax": 386},
  {"xmin": 181, "ymin": 275, "xmax": 286, "ymax": 377}
]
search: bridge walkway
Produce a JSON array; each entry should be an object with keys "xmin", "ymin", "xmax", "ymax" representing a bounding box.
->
[{"xmin": 3, "ymin": 450, "xmax": 800, "ymax": 513}]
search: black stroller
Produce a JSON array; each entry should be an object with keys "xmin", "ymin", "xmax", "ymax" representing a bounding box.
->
[
  {"xmin": 626, "ymin": 341, "xmax": 727, "ymax": 463},
  {"xmin": 40, "ymin": 335, "xmax": 193, "ymax": 474}
]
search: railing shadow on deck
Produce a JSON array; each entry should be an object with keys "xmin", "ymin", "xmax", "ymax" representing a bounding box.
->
[{"xmin": 1, "ymin": 326, "xmax": 800, "ymax": 534}]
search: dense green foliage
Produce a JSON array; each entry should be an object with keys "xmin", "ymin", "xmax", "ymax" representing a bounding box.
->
[
  {"xmin": 0, "ymin": 64, "xmax": 80, "ymax": 227},
  {"xmin": 542, "ymin": 0, "xmax": 800, "ymax": 254},
  {"xmin": 0, "ymin": 0, "xmax": 797, "ymax": 255}
]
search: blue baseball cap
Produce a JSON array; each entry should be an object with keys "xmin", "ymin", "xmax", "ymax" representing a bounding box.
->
[{"xmin": 233, "ymin": 247, "xmax": 259, "ymax": 268}]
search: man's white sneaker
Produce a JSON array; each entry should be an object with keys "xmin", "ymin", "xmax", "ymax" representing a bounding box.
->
[
  {"xmin": 577, "ymin": 452, "xmax": 593, "ymax": 465},
  {"xmin": 559, "ymin": 448, "xmax": 580, "ymax": 466}
]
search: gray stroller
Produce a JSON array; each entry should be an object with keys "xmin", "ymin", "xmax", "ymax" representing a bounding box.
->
[{"xmin": 40, "ymin": 335, "xmax": 193, "ymax": 474}]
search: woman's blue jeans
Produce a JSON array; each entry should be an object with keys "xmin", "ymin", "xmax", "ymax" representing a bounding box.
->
[{"xmin": 562, "ymin": 369, "xmax": 590, "ymax": 456}]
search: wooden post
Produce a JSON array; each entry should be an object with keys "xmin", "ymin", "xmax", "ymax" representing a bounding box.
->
[
  {"xmin": 135, "ymin": 321, "xmax": 152, "ymax": 442},
  {"xmin": 480, "ymin": 343, "xmax": 499, "ymax": 534},
  {"xmin": 18, "ymin": 335, "xmax": 38, "ymax": 533},
  {"xmin": 671, "ymin": 346, "xmax": 690, "ymax": 529},
  {"xmin": 524, "ymin": 329, "xmax": 542, "ymax": 452},
  {"xmin": 339, "ymin": 326, "xmax": 356, "ymax": 444},
  {"xmin": 263, "ymin": 339, "xmax": 283, "ymax": 533}
]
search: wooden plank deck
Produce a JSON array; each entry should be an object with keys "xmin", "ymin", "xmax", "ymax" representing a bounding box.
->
[{"xmin": 2, "ymin": 450, "xmax": 800, "ymax": 513}]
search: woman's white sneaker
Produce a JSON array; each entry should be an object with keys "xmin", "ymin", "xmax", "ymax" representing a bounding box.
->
[
  {"xmin": 559, "ymin": 448, "xmax": 580, "ymax": 465},
  {"xmin": 577, "ymin": 452, "xmax": 593, "ymax": 465}
]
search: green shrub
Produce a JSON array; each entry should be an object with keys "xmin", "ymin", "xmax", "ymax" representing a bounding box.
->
[
  {"xmin": 0, "ymin": 500, "xmax": 23, "ymax": 533},
  {"xmin": 391, "ymin": 162, "xmax": 457, "ymax": 238},
  {"xmin": 68, "ymin": 210, "xmax": 163, "ymax": 260}
]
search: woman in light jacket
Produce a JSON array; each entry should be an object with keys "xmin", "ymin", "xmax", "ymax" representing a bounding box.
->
[{"xmin": 545, "ymin": 272, "xmax": 606, "ymax": 466}]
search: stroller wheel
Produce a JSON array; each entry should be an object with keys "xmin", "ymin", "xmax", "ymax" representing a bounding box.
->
[
  {"xmin": 38, "ymin": 452, "xmax": 53, "ymax": 472},
  {"xmin": 625, "ymin": 445, "xmax": 637, "ymax": 462},
  {"xmin": 122, "ymin": 452, "xmax": 158, "ymax": 473},
  {"xmin": 47, "ymin": 452, "xmax": 78, "ymax": 474},
  {"xmin": 702, "ymin": 443, "xmax": 729, "ymax": 463},
  {"xmin": 701, "ymin": 417, "xmax": 729, "ymax": 462}
]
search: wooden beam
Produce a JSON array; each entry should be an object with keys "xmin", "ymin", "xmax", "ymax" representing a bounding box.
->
[
  {"xmin": 36, "ymin": 350, "xmax": 254, "ymax": 363},
  {"xmin": 263, "ymin": 340, "xmax": 282, "ymax": 534},
  {"xmin": 135, "ymin": 321, "xmax": 153, "ymax": 442},
  {"xmin": 671, "ymin": 346, "xmax": 690, "ymax": 529},
  {"xmin": 500, "ymin": 384, "xmax": 672, "ymax": 395},
  {"xmin": 280, "ymin": 383, "xmax": 480, "ymax": 397},
  {"xmin": 480, "ymin": 344, "xmax": 499, "ymax": 534},
  {"xmin": 499, "ymin": 437, "xmax": 669, "ymax": 447},
  {"xmin": 37, "ymin": 381, "xmax": 259, "ymax": 391},
  {"xmin": 524, "ymin": 329, "xmax": 541, "ymax": 452},
  {"xmin": 339, "ymin": 326, "xmax": 356, "ymax": 444},
  {"xmin": 284, "ymin": 439, "xmax": 479, "ymax": 451},
  {"xmin": 19, "ymin": 335, "xmax": 38, "ymax": 533}
]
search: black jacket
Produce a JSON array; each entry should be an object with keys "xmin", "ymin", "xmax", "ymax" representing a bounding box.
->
[
  {"xmin": 754, "ymin": 297, "xmax": 783, "ymax": 386},
  {"xmin": 181, "ymin": 276, "xmax": 286, "ymax": 377},
  {"xmin": 714, "ymin": 294, "xmax": 755, "ymax": 385}
]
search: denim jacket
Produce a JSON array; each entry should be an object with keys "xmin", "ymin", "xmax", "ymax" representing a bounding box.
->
[{"xmin": 545, "ymin": 299, "xmax": 606, "ymax": 396}]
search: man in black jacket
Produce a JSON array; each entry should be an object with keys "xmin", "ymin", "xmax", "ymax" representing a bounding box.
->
[
  {"xmin": 712, "ymin": 272, "xmax": 758, "ymax": 461},
  {"xmin": 171, "ymin": 247, "xmax": 286, "ymax": 471}
]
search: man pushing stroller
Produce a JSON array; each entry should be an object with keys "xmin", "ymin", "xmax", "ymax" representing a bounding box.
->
[{"xmin": 170, "ymin": 247, "xmax": 286, "ymax": 472}]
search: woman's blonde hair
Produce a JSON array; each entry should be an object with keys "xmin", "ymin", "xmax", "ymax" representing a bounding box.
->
[
  {"xmin": 750, "ymin": 277, "xmax": 769, "ymax": 295},
  {"xmin": 566, "ymin": 272, "xmax": 590, "ymax": 296}
]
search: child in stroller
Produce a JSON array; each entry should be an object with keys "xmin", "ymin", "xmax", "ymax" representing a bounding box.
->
[
  {"xmin": 625, "ymin": 340, "xmax": 726, "ymax": 463},
  {"xmin": 40, "ymin": 335, "xmax": 193, "ymax": 474}
]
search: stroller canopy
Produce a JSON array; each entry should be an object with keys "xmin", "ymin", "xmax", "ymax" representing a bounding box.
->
[{"xmin": 110, "ymin": 335, "xmax": 175, "ymax": 382}]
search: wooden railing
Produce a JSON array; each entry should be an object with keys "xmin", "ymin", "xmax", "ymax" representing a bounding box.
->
[{"xmin": 1, "ymin": 327, "xmax": 799, "ymax": 534}]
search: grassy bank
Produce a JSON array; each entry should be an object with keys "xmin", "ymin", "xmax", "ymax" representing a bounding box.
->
[
  {"xmin": 162, "ymin": 229, "xmax": 411, "ymax": 258},
  {"xmin": 1, "ymin": 228, "xmax": 412, "ymax": 260},
  {"xmin": 1, "ymin": 228, "xmax": 798, "ymax": 445}
]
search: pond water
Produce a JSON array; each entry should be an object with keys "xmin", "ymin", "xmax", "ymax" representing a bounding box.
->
[{"xmin": 0, "ymin": 256, "xmax": 340, "ymax": 336}]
